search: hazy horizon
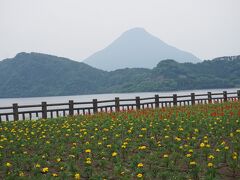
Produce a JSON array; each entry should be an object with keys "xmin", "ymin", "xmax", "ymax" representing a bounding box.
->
[{"xmin": 1, "ymin": 0, "xmax": 240, "ymax": 61}]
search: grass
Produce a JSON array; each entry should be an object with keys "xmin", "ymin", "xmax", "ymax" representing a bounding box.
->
[{"xmin": 0, "ymin": 101, "xmax": 240, "ymax": 179}]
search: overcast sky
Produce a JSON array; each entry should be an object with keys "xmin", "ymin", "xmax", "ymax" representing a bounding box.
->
[{"xmin": 0, "ymin": 0, "xmax": 240, "ymax": 61}]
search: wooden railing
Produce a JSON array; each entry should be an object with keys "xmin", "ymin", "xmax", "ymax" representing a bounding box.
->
[{"xmin": 0, "ymin": 90, "xmax": 240, "ymax": 122}]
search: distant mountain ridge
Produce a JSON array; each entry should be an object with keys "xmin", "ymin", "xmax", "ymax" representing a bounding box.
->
[
  {"xmin": 83, "ymin": 28, "xmax": 200, "ymax": 71},
  {"xmin": 0, "ymin": 52, "xmax": 239, "ymax": 98}
]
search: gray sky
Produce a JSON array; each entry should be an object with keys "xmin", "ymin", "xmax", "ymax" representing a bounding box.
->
[{"xmin": 0, "ymin": 0, "xmax": 240, "ymax": 61}]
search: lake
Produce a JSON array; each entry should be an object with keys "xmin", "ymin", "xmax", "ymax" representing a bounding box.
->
[{"xmin": 0, "ymin": 87, "xmax": 239, "ymax": 107}]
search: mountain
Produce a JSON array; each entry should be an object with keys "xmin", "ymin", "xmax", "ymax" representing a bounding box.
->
[
  {"xmin": 0, "ymin": 52, "xmax": 107, "ymax": 97},
  {"xmin": 83, "ymin": 28, "xmax": 201, "ymax": 71},
  {"xmin": 0, "ymin": 52, "xmax": 239, "ymax": 98}
]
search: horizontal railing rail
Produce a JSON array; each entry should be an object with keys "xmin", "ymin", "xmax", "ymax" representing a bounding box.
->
[{"xmin": 0, "ymin": 90, "xmax": 240, "ymax": 122}]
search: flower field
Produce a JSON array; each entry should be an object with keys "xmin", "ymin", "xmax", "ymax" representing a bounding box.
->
[{"xmin": 0, "ymin": 101, "xmax": 240, "ymax": 179}]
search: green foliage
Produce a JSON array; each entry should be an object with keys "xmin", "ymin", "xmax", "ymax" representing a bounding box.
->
[{"xmin": 0, "ymin": 53, "xmax": 240, "ymax": 98}]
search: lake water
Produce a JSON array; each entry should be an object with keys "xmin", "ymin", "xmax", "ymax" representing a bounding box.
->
[{"xmin": 0, "ymin": 87, "xmax": 239, "ymax": 107}]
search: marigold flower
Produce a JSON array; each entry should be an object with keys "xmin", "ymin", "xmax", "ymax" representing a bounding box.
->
[
  {"xmin": 175, "ymin": 137, "xmax": 181, "ymax": 141},
  {"xmin": 208, "ymin": 162, "xmax": 213, "ymax": 167},
  {"xmin": 186, "ymin": 154, "xmax": 191, "ymax": 158},
  {"xmin": 19, "ymin": 171, "xmax": 24, "ymax": 176},
  {"xmin": 188, "ymin": 149, "xmax": 193, "ymax": 153},
  {"xmin": 85, "ymin": 149, "xmax": 91, "ymax": 153},
  {"xmin": 137, "ymin": 163, "xmax": 144, "ymax": 167},
  {"xmin": 137, "ymin": 173, "xmax": 143, "ymax": 178},
  {"xmin": 224, "ymin": 146, "xmax": 229, "ymax": 150},
  {"xmin": 107, "ymin": 144, "xmax": 112, "ymax": 148},
  {"xmin": 190, "ymin": 161, "xmax": 197, "ymax": 165},
  {"xmin": 200, "ymin": 143, "xmax": 205, "ymax": 148},
  {"xmin": 41, "ymin": 167, "xmax": 49, "ymax": 173},
  {"xmin": 138, "ymin": 146, "xmax": 147, "ymax": 150},
  {"xmin": 163, "ymin": 154, "xmax": 169, "ymax": 158},
  {"xmin": 35, "ymin": 163, "xmax": 41, "ymax": 168},
  {"xmin": 112, "ymin": 152, "xmax": 117, "ymax": 157},
  {"xmin": 75, "ymin": 173, "xmax": 80, "ymax": 179},
  {"xmin": 208, "ymin": 155, "xmax": 214, "ymax": 159},
  {"xmin": 52, "ymin": 173, "xmax": 58, "ymax": 177},
  {"xmin": 5, "ymin": 162, "xmax": 12, "ymax": 167},
  {"xmin": 85, "ymin": 158, "xmax": 92, "ymax": 164}
]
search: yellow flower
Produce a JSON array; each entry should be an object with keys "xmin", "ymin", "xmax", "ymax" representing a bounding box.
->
[
  {"xmin": 190, "ymin": 161, "xmax": 197, "ymax": 165},
  {"xmin": 186, "ymin": 154, "xmax": 191, "ymax": 158},
  {"xmin": 208, "ymin": 162, "xmax": 213, "ymax": 167},
  {"xmin": 188, "ymin": 149, "xmax": 193, "ymax": 153},
  {"xmin": 138, "ymin": 146, "xmax": 147, "ymax": 150},
  {"xmin": 5, "ymin": 162, "xmax": 12, "ymax": 167},
  {"xmin": 137, "ymin": 173, "xmax": 143, "ymax": 178},
  {"xmin": 35, "ymin": 163, "xmax": 41, "ymax": 168},
  {"xmin": 85, "ymin": 149, "xmax": 91, "ymax": 153},
  {"xmin": 121, "ymin": 145, "xmax": 127, "ymax": 149},
  {"xmin": 56, "ymin": 158, "xmax": 61, "ymax": 162},
  {"xmin": 107, "ymin": 144, "xmax": 112, "ymax": 148},
  {"xmin": 75, "ymin": 173, "xmax": 80, "ymax": 179},
  {"xmin": 216, "ymin": 148, "xmax": 220, "ymax": 152},
  {"xmin": 208, "ymin": 155, "xmax": 214, "ymax": 159},
  {"xmin": 175, "ymin": 137, "xmax": 181, "ymax": 141},
  {"xmin": 85, "ymin": 158, "xmax": 92, "ymax": 164},
  {"xmin": 112, "ymin": 152, "xmax": 117, "ymax": 157},
  {"xmin": 137, "ymin": 163, "xmax": 144, "ymax": 167},
  {"xmin": 19, "ymin": 171, "xmax": 24, "ymax": 176},
  {"xmin": 206, "ymin": 144, "xmax": 210, "ymax": 148},
  {"xmin": 224, "ymin": 146, "xmax": 229, "ymax": 150},
  {"xmin": 52, "ymin": 173, "xmax": 58, "ymax": 177},
  {"xmin": 163, "ymin": 154, "xmax": 169, "ymax": 158},
  {"xmin": 232, "ymin": 155, "xmax": 237, "ymax": 160},
  {"xmin": 200, "ymin": 143, "xmax": 205, "ymax": 148},
  {"xmin": 41, "ymin": 167, "xmax": 49, "ymax": 173}
]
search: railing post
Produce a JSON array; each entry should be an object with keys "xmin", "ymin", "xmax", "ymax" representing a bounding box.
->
[
  {"xmin": 155, "ymin": 95, "xmax": 159, "ymax": 108},
  {"xmin": 237, "ymin": 90, "xmax": 240, "ymax": 100},
  {"xmin": 69, "ymin": 100, "xmax": 74, "ymax": 116},
  {"xmin": 93, "ymin": 99, "xmax": 98, "ymax": 114},
  {"xmin": 208, "ymin": 92, "xmax": 212, "ymax": 104},
  {"xmin": 13, "ymin": 103, "xmax": 19, "ymax": 121},
  {"xmin": 115, "ymin": 97, "xmax": 120, "ymax": 112},
  {"xmin": 173, "ymin": 94, "xmax": 177, "ymax": 106},
  {"xmin": 136, "ymin": 96, "xmax": 140, "ymax": 110},
  {"xmin": 191, "ymin": 93, "xmax": 195, "ymax": 105},
  {"xmin": 42, "ymin": 102, "xmax": 47, "ymax": 119},
  {"xmin": 223, "ymin": 91, "xmax": 227, "ymax": 102}
]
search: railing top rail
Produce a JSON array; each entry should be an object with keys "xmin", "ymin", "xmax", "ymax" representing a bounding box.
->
[
  {"xmin": 140, "ymin": 97, "xmax": 155, "ymax": 100},
  {"xmin": 47, "ymin": 103, "xmax": 70, "ymax": 106},
  {"xmin": 194, "ymin": 93, "xmax": 208, "ymax": 97},
  {"xmin": 119, "ymin": 98, "xmax": 136, "ymax": 102},
  {"xmin": 18, "ymin": 104, "xmax": 42, "ymax": 108},
  {"xmin": 177, "ymin": 95, "xmax": 191, "ymax": 98},
  {"xmin": 211, "ymin": 92, "xmax": 224, "ymax": 95},
  {"xmin": 0, "ymin": 106, "xmax": 12, "ymax": 110},
  {"xmin": 97, "ymin": 99, "xmax": 115, "ymax": 103},
  {"xmin": 158, "ymin": 96, "xmax": 172, "ymax": 98},
  {"xmin": 74, "ymin": 101, "xmax": 93, "ymax": 105}
]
